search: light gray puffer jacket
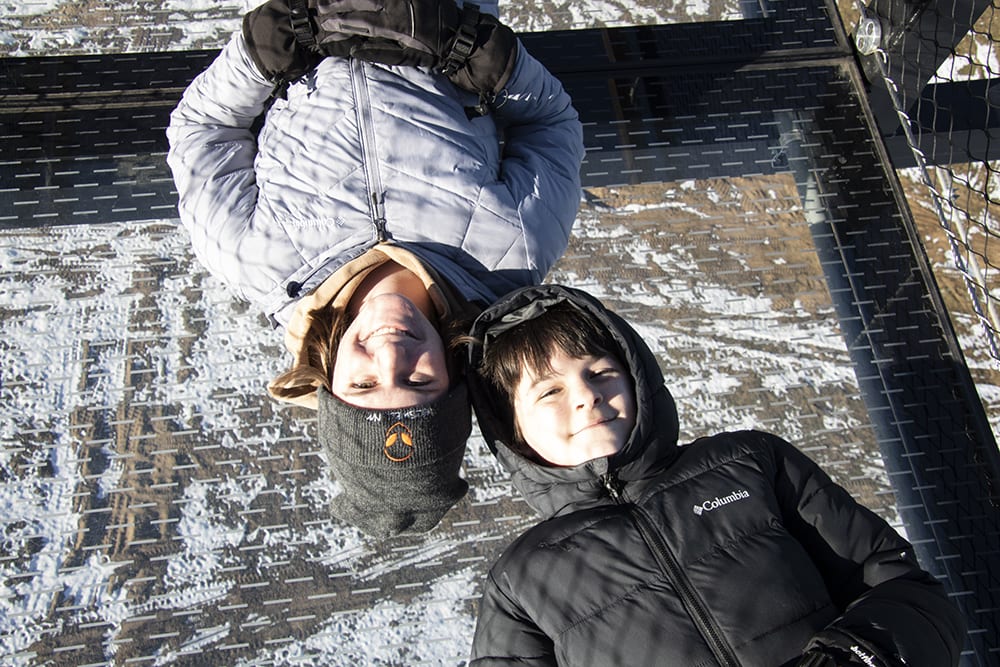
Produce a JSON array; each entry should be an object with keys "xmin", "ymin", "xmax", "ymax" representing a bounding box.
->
[{"xmin": 166, "ymin": 28, "xmax": 584, "ymax": 327}]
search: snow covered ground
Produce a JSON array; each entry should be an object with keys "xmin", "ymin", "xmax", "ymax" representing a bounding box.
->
[{"xmin": 1, "ymin": 1, "xmax": 997, "ymax": 665}]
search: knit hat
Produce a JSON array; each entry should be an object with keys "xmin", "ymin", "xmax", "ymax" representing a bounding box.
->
[{"xmin": 317, "ymin": 384, "xmax": 471, "ymax": 538}]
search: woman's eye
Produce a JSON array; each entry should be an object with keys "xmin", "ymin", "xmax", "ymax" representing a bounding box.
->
[{"xmin": 406, "ymin": 378, "xmax": 432, "ymax": 387}]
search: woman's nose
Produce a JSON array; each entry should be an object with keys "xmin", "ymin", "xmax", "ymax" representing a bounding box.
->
[{"xmin": 371, "ymin": 339, "xmax": 410, "ymax": 374}]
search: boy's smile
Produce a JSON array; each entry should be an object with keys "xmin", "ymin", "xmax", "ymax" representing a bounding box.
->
[{"xmin": 512, "ymin": 351, "xmax": 636, "ymax": 466}]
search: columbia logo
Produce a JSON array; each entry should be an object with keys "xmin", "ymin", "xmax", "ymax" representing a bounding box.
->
[{"xmin": 693, "ymin": 489, "xmax": 750, "ymax": 516}]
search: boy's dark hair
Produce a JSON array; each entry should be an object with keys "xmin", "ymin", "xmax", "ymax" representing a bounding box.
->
[{"xmin": 477, "ymin": 301, "xmax": 625, "ymax": 460}]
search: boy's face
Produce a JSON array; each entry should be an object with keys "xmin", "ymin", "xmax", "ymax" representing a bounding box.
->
[{"xmin": 512, "ymin": 351, "xmax": 636, "ymax": 466}]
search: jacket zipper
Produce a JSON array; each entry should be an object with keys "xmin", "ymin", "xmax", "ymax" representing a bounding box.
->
[
  {"xmin": 600, "ymin": 472, "xmax": 625, "ymax": 502},
  {"xmin": 351, "ymin": 58, "xmax": 389, "ymax": 242},
  {"xmin": 634, "ymin": 506, "xmax": 741, "ymax": 667},
  {"xmin": 601, "ymin": 472, "xmax": 741, "ymax": 667}
]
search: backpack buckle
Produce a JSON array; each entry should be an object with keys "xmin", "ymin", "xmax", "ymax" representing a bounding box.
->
[{"xmin": 441, "ymin": 4, "xmax": 480, "ymax": 75}]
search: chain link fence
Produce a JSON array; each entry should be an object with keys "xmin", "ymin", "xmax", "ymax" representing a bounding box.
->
[{"xmin": 848, "ymin": 0, "xmax": 1000, "ymax": 363}]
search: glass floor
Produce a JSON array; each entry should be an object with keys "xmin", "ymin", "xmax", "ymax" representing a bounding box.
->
[{"xmin": 1, "ymin": 1, "xmax": 997, "ymax": 664}]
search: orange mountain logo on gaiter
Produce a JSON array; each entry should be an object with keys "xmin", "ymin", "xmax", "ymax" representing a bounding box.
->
[{"xmin": 383, "ymin": 422, "xmax": 415, "ymax": 462}]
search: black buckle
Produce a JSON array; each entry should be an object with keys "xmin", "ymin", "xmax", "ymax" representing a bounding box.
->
[{"xmin": 441, "ymin": 4, "xmax": 480, "ymax": 75}]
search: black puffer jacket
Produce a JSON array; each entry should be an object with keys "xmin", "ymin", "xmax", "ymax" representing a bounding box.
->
[{"xmin": 466, "ymin": 285, "xmax": 964, "ymax": 667}]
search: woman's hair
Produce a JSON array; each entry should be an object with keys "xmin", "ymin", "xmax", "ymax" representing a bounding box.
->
[
  {"xmin": 269, "ymin": 302, "xmax": 350, "ymax": 401},
  {"xmin": 270, "ymin": 302, "xmax": 469, "ymax": 402},
  {"xmin": 476, "ymin": 301, "xmax": 624, "ymax": 459}
]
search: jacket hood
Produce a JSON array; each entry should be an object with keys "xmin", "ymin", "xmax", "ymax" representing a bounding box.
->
[{"xmin": 467, "ymin": 285, "xmax": 680, "ymax": 519}]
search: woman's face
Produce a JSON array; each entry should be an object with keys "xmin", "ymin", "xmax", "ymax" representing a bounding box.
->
[{"xmin": 331, "ymin": 293, "xmax": 449, "ymax": 409}]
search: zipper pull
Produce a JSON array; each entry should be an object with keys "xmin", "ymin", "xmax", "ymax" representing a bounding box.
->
[
  {"xmin": 371, "ymin": 191, "xmax": 389, "ymax": 242},
  {"xmin": 600, "ymin": 472, "xmax": 625, "ymax": 503}
]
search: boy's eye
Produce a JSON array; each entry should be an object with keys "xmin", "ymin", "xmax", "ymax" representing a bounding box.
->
[
  {"xmin": 351, "ymin": 380, "xmax": 377, "ymax": 389},
  {"xmin": 590, "ymin": 355, "xmax": 625, "ymax": 377},
  {"xmin": 538, "ymin": 386, "xmax": 561, "ymax": 400}
]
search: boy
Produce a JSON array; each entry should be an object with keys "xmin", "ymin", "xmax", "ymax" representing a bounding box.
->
[{"xmin": 465, "ymin": 284, "xmax": 964, "ymax": 666}]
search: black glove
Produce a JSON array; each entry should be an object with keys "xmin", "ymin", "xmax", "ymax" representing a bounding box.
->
[
  {"xmin": 796, "ymin": 642, "xmax": 893, "ymax": 667},
  {"xmin": 243, "ymin": 0, "xmax": 320, "ymax": 83},
  {"xmin": 441, "ymin": 7, "xmax": 516, "ymax": 99},
  {"xmin": 315, "ymin": 0, "xmax": 517, "ymax": 97},
  {"xmin": 242, "ymin": 0, "xmax": 364, "ymax": 83}
]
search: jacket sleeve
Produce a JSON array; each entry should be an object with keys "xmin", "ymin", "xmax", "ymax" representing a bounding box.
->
[
  {"xmin": 165, "ymin": 32, "xmax": 274, "ymax": 302},
  {"xmin": 491, "ymin": 42, "xmax": 584, "ymax": 279},
  {"xmin": 470, "ymin": 570, "xmax": 558, "ymax": 667},
  {"xmin": 767, "ymin": 434, "xmax": 966, "ymax": 667}
]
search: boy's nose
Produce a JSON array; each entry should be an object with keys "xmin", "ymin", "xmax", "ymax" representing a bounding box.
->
[{"xmin": 575, "ymin": 381, "xmax": 603, "ymax": 409}]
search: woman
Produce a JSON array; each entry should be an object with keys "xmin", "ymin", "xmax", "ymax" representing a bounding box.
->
[{"xmin": 166, "ymin": 0, "xmax": 584, "ymax": 537}]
